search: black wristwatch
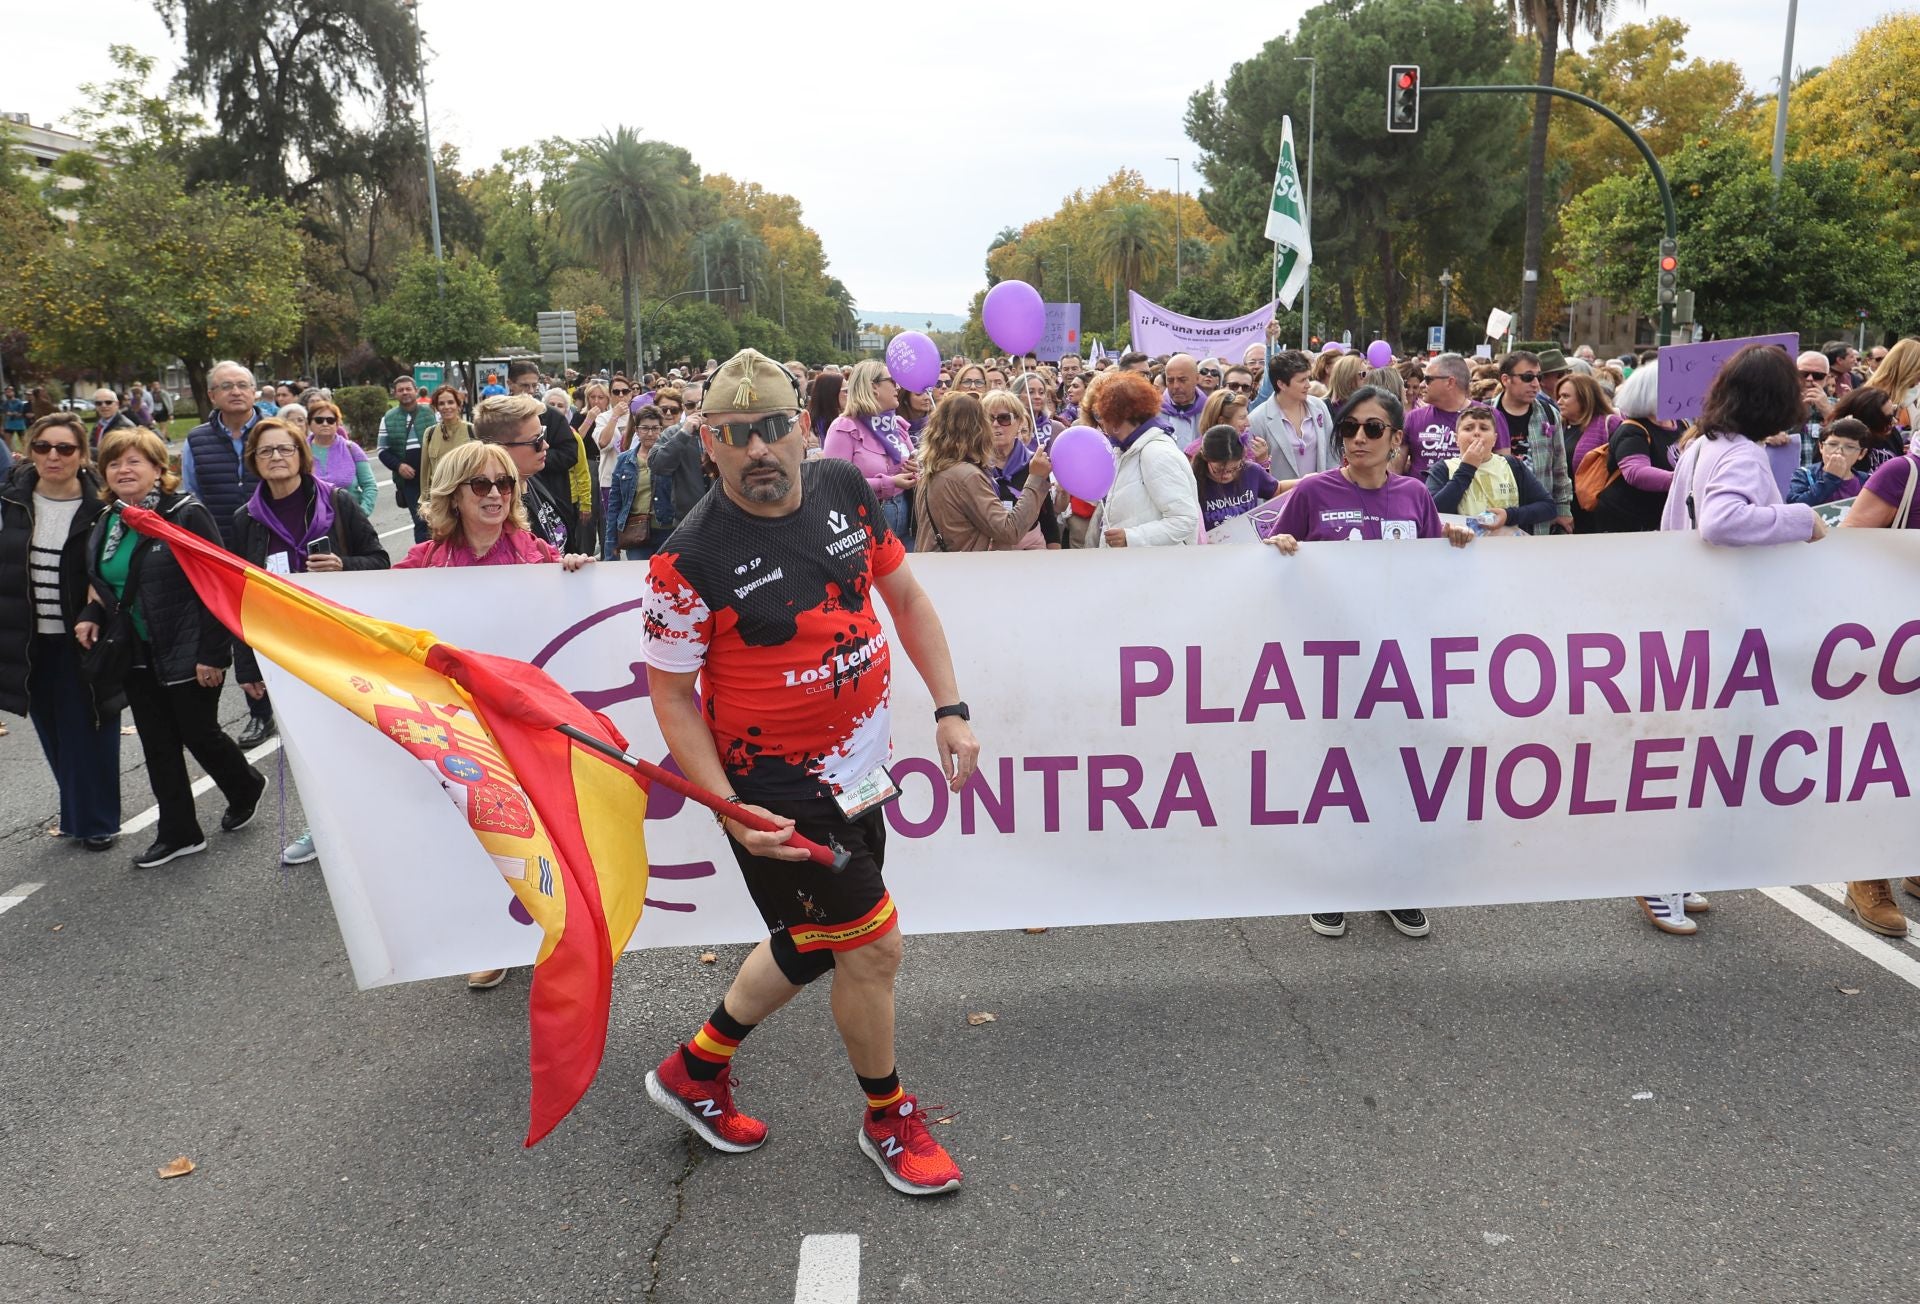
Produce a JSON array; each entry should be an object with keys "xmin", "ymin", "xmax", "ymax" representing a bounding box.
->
[{"xmin": 933, "ymin": 702, "xmax": 970, "ymax": 722}]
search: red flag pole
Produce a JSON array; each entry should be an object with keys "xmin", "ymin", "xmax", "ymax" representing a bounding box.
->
[{"xmin": 555, "ymin": 724, "xmax": 851, "ymax": 872}]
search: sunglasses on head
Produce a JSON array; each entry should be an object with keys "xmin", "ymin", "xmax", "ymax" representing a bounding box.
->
[
  {"xmin": 30, "ymin": 439, "xmax": 82, "ymax": 456},
  {"xmin": 1336, "ymin": 418, "xmax": 1397, "ymax": 442},
  {"xmin": 464, "ymin": 475, "xmax": 517, "ymax": 497},
  {"xmin": 706, "ymin": 412, "xmax": 796, "ymax": 447}
]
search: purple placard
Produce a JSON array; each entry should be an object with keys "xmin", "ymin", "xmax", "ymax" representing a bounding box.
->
[
  {"xmin": 1656, "ymin": 332, "xmax": 1798, "ymax": 422},
  {"xmin": 1039, "ymin": 303, "xmax": 1082, "ymax": 362}
]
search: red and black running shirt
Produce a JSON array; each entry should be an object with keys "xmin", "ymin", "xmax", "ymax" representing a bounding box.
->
[{"xmin": 642, "ymin": 458, "xmax": 906, "ymax": 802}]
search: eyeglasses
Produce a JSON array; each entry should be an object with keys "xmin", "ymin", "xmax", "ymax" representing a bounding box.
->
[
  {"xmin": 463, "ymin": 475, "xmax": 517, "ymax": 497},
  {"xmin": 502, "ymin": 435, "xmax": 548, "ymax": 452},
  {"xmin": 255, "ymin": 445, "xmax": 301, "ymax": 461},
  {"xmin": 989, "ymin": 412, "xmax": 1021, "ymax": 427},
  {"xmin": 959, "ymin": 378, "xmax": 986, "ymax": 390},
  {"xmin": 209, "ymin": 380, "xmax": 255, "ymax": 393},
  {"xmin": 1507, "ymin": 372, "xmax": 1542, "ymax": 385},
  {"xmin": 30, "ymin": 440, "xmax": 82, "ymax": 456},
  {"xmin": 706, "ymin": 412, "xmax": 797, "ymax": 447},
  {"xmin": 875, "ymin": 376, "xmax": 897, "ymax": 386},
  {"xmin": 1335, "ymin": 418, "xmax": 1397, "ymax": 442},
  {"xmin": 1199, "ymin": 368, "xmax": 1221, "ymax": 378},
  {"xmin": 612, "ymin": 387, "xmax": 631, "ymax": 396},
  {"xmin": 935, "ymin": 378, "xmax": 951, "ymax": 389},
  {"xmin": 96, "ymin": 399, "xmax": 117, "ymax": 406},
  {"xmin": 659, "ymin": 405, "xmax": 682, "ymax": 417},
  {"xmin": 1799, "ymin": 370, "xmax": 1829, "ymax": 381},
  {"xmin": 311, "ymin": 414, "xmax": 339, "ymax": 425},
  {"xmin": 1225, "ymin": 381, "xmax": 1255, "ymax": 395}
]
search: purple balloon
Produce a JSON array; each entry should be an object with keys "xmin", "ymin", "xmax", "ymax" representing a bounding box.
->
[
  {"xmin": 982, "ymin": 279, "xmax": 1046, "ymax": 356},
  {"xmin": 1320, "ymin": 341, "xmax": 1344, "ymax": 355},
  {"xmin": 1050, "ymin": 426, "xmax": 1116, "ymax": 501},
  {"xmin": 1366, "ymin": 340, "xmax": 1394, "ymax": 368},
  {"xmin": 885, "ymin": 331, "xmax": 941, "ymax": 392}
]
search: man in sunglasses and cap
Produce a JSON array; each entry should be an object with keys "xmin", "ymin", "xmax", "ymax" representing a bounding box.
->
[{"xmin": 640, "ymin": 348, "xmax": 980, "ymax": 1197}]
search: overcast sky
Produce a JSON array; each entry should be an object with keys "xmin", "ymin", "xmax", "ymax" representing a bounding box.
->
[{"xmin": 8, "ymin": 1, "xmax": 1901, "ymax": 317}]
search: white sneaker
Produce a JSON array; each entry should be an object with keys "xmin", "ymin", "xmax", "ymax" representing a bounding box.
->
[
  {"xmin": 1682, "ymin": 892, "xmax": 1709, "ymax": 915},
  {"xmin": 1637, "ymin": 894, "xmax": 1697, "ymax": 935},
  {"xmin": 281, "ymin": 831, "xmax": 317, "ymax": 865}
]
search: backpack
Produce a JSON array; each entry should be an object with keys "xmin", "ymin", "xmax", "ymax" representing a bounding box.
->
[{"xmin": 1574, "ymin": 442, "xmax": 1620, "ymax": 510}]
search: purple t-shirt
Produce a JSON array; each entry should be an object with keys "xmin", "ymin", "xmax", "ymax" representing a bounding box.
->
[
  {"xmin": 1199, "ymin": 463, "xmax": 1280, "ymax": 529},
  {"xmin": 1862, "ymin": 454, "xmax": 1920, "ymax": 527},
  {"xmin": 1403, "ymin": 405, "xmax": 1463, "ymax": 481},
  {"xmin": 1265, "ymin": 468, "xmax": 1444, "ymax": 542}
]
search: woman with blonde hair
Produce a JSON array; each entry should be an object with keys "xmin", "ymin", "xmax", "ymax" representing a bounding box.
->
[
  {"xmin": 978, "ymin": 389, "xmax": 1057, "ymax": 548},
  {"xmin": 1193, "ymin": 389, "xmax": 1250, "ymax": 454},
  {"xmin": 914, "ymin": 394, "xmax": 1053, "ymax": 552},
  {"xmin": 1866, "ymin": 338, "xmax": 1920, "ymax": 429},
  {"xmin": 1327, "ymin": 354, "xmax": 1369, "ymax": 408},
  {"xmin": 950, "ymin": 362, "xmax": 989, "ymax": 395},
  {"xmin": 396, "ymin": 442, "xmax": 592, "ymax": 572},
  {"xmin": 823, "ymin": 358, "xmax": 918, "ymax": 545}
]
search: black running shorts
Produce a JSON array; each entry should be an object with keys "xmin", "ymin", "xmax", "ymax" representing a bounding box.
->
[{"xmin": 726, "ymin": 797, "xmax": 897, "ymax": 954}]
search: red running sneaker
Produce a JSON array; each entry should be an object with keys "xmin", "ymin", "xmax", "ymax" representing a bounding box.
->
[
  {"xmin": 645, "ymin": 1050, "xmax": 767, "ymax": 1153},
  {"xmin": 858, "ymin": 1095, "xmax": 962, "ymax": 1196}
]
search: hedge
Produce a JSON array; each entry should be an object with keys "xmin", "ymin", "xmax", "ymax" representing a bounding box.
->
[{"xmin": 334, "ymin": 386, "xmax": 390, "ymax": 450}]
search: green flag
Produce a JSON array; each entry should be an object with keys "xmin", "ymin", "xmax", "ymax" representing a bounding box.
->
[{"xmin": 1266, "ymin": 116, "xmax": 1311, "ymax": 309}]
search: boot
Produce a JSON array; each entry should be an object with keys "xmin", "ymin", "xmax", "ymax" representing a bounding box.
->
[
  {"xmin": 1902, "ymin": 877, "xmax": 1920, "ymax": 900},
  {"xmin": 1845, "ymin": 880, "xmax": 1909, "ymax": 938}
]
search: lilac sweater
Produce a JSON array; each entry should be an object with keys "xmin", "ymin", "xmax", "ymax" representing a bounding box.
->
[{"xmin": 1660, "ymin": 432, "xmax": 1817, "ymax": 545}]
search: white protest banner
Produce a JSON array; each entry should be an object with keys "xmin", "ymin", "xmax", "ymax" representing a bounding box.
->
[
  {"xmin": 1129, "ymin": 291, "xmax": 1276, "ymax": 359},
  {"xmin": 282, "ymin": 534, "xmax": 1920, "ymax": 987},
  {"xmin": 1485, "ymin": 308, "xmax": 1513, "ymax": 341}
]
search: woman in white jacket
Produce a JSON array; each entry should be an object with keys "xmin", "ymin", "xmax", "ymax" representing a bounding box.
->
[{"xmin": 1089, "ymin": 370, "xmax": 1201, "ymax": 547}]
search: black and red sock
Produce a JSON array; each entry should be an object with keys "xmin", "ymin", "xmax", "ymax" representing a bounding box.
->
[
  {"xmin": 858, "ymin": 1068, "xmax": 904, "ymax": 1118},
  {"xmin": 680, "ymin": 1002, "xmax": 755, "ymax": 1081}
]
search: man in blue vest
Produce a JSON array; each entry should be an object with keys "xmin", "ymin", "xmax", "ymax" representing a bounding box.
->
[{"xmin": 182, "ymin": 360, "xmax": 274, "ymax": 746}]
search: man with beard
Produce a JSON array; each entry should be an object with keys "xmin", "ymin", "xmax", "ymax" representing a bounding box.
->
[{"xmin": 640, "ymin": 348, "xmax": 980, "ymax": 1197}]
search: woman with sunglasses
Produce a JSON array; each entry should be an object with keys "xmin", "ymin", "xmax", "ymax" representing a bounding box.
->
[
  {"xmin": 979, "ymin": 390, "xmax": 1057, "ymax": 549},
  {"xmin": 226, "ymin": 418, "xmax": 390, "ymax": 866},
  {"xmin": 0, "ymin": 415, "xmax": 122, "ymax": 839},
  {"xmin": 914, "ymin": 394, "xmax": 1054, "ymax": 552},
  {"xmin": 1265, "ymin": 388, "xmax": 1473, "ymax": 940},
  {"xmin": 77, "ymin": 428, "xmax": 267, "ymax": 869},
  {"xmin": 824, "ymin": 361, "xmax": 920, "ymax": 547},
  {"xmin": 303, "ymin": 395, "xmax": 378, "ymax": 517}
]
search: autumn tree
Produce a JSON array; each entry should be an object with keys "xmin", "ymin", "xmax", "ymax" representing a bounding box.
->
[{"xmin": 1781, "ymin": 13, "xmax": 1920, "ymax": 253}]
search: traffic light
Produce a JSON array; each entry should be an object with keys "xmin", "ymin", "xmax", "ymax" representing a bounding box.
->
[
  {"xmin": 1388, "ymin": 65, "xmax": 1420, "ymax": 133},
  {"xmin": 1657, "ymin": 238, "xmax": 1678, "ymax": 306}
]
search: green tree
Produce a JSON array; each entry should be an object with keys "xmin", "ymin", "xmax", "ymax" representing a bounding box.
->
[
  {"xmin": 463, "ymin": 139, "xmax": 582, "ymax": 326},
  {"xmin": 153, "ymin": 0, "xmax": 420, "ymax": 199},
  {"xmin": 18, "ymin": 162, "xmax": 302, "ymax": 410},
  {"xmin": 1188, "ymin": 0, "xmax": 1529, "ymax": 345},
  {"xmin": 559, "ymin": 128, "xmax": 697, "ymax": 374},
  {"xmin": 1507, "ymin": 1, "xmax": 1642, "ymax": 337},
  {"xmin": 362, "ymin": 249, "xmax": 514, "ymax": 376},
  {"xmin": 1093, "ymin": 202, "xmax": 1171, "ymax": 301},
  {"xmin": 1556, "ymin": 136, "xmax": 1901, "ymax": 340},
  {"xmin": 686, "ymin": 218, "xmax": 768, "ymax": 313},
  {"xmin": 1783, "ymin": 13, "xmax": 1920, "ymax": 253},
  {"xmin": 649, "ymin": 302, "xmax": 737, "ymax": 371}
]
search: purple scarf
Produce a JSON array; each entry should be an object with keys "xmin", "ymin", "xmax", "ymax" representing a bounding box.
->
[
  {"xmin": 1162, "ymin": 390, "xmax": 1207, "ymax": 423},
  {"xmin": 862, "ymin": 413, "xmax": 912, "ymax": 465},
  {"xmin": 245, "ymin": 476, "xmax": 336, "ymax": 573}
]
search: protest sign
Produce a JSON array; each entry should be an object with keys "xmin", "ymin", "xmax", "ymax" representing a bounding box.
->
[
  {"xmin": 1039, "ymin": 303, "xmax": 1082, "ymax": 361},
  {"xmin": 1129, "ymin": 292, "xmax": 1276, "ymax": 359},
  {"xmin": 1657, "ymin": 333, "xmax": 1799, "ymax": 422},
  {"xmin": 282, "ymin": 534, "xmax": 1920, "ymax": 986}
]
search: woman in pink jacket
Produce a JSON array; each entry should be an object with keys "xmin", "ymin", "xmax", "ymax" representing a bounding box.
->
[{"xmin": 822, "ymin": 359, "xmax": 919, "ymax": 547}]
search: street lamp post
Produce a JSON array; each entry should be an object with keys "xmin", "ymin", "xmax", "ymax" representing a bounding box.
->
[
  {"xmin": 1166, "ymin": 156, "xmax": 1182, "ymax": 289},
  {"xmin": 407, "ymin": 1, "xmax": 445, "ymax": 301},
  {"xmin": 1294, "ymin": 55, "xmax": 1317, "ymax": 350},
  {"xmin": 1438, "ymin": 269, "xmax": 1453, "ymax": 349},
  {"xmin": 777, "ymin": 260, "xmax": 788, "ymax": 331},
  {"xmin": 1772, "ymin": 0, "xmax": 1799, "ymax": 182}
]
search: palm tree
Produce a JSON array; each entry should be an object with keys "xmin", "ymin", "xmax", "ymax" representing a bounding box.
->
[
  {"xmin": 1508, "ymin": 2, "xmax": 1637, "ymax": 338},
  {"xmin": 1094, "ymin": 201, "xmax": 1170, "ymax": 299},
  {"xmin": 688, "ymin": 219, "xmax": 769, "ymax": 313},
  {"xmin": 559, "ymin": 127, "xmax": 694, "ymax": 373},
  {"xmin": 824, "ymin": 277, "xmax": 857, "ymax": 354}
]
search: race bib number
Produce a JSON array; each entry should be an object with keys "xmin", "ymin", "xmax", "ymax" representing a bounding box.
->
[{"xmin": 833, "ymin": 764, "xmax": 901, "ymax": 819}]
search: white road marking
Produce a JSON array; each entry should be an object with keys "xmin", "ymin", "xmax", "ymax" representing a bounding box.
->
[
  {"xmin": 1759, "ymin": 886, "xmax": 1920, "ymax": 991},
  {"xmin": 794, "ymin": 1234, "xmax": 860, "ymax": 1304},
  {"xmin": 0, "ymin": 882, "xmax": 45, "ymax": 916},
  {"xmin": 378, "ymin": 523, "xmax": 415, "ymax": 539},
  {"xmin": 119, "ymin": 738, "xmax": 283, "ymax": 837},
  {"xmin": 1807, "ymin": 881, "xmax": 1920, "ymax": 951}
]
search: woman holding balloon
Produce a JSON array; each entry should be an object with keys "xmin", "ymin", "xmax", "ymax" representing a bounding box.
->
[{"xmin": 914, "ymin": 395, "xmax": 1054, "ymax": 552}]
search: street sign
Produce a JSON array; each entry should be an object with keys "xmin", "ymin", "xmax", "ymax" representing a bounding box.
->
[
  {"xmin": 412, "ymin": 364, "xmax": 444, "ymax": 392},
  {"xmin": 1427, "ymin": 326, "xmax": 1445, "ymax": 353},
  {"xmin": 536, "ymin": 310, "xmax": 578, "ymax": 365}
]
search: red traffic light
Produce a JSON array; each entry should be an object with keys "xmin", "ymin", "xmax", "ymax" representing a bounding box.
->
[
  {"xmin": 1659, "ymin": 255, "xmax": 1677, "ymax": 272},
  {"xmin": 1397, "ymin": 71, "xmax": 1416, "ymax": 89}
]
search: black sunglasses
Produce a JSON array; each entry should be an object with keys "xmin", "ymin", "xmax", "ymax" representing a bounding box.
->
[
  {"xmin": 464, "ymin": 475, "xmax": 517, "ymax": 497},
  {"xmin": 612, "ymin": 387, "xmax": 632, "ymax": 396},
  {"xmin": 1199, "ymin": 368, "xmax": 1221, "ymax": 378},
  {"xmin": 1225, "ymin": 381, "xmax": 1255, "ymax": 395},
  {"xmin": 30, "ymin": 440, "xmax": 83, "ymax": 456},
  {"xmin": 706, "ymin": 412, "xmax": 796, "ymax": 447},
  {"xmin": 503, "ymin": 435, "xmax": 548, "ymax": 452},
  {"xmin": 1336, "ymin": 418, "xmax": 1398, "ymax": 442},
  {"xmin": 989, "ymin": 412, "xmax": 1021, "ymax": 426},
  {"xmin": 1507, "ymin": 372, "xmax": 1542, "ymax": 384},
  {"xmin": 659, "ymin": 405, "xmax": 683, "ymax": 417}
]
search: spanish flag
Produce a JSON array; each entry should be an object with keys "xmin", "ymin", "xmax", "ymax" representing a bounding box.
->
[{"xmin": 121, "ymin": 506, "xmax": 649, "ymax": 1147}]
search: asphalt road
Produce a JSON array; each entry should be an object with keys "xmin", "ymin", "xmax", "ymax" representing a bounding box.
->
[{"xmin": 3, "ymin": 481, "xmax": 1918, "ymax": 1303}]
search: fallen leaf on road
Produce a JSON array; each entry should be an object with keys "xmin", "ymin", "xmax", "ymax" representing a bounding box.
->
[
  {"xmin": 932, "ymin": 1115, "xmax": 956, "ymax": 1125},
  {"xmin": 45, "ymin": 824, "xmax": 61, "ymax": 836},
  {"xmin": 157, "ymin": 1156, "xmax": 195, "ymax": 1179},
  {"xmin": 698, "ymin": 952, "xmax": 717, "ymax": 965},
  {"xmin": 1839, "ymin": 987, "xmax": 1860, "ymax": 996},
  {"xmin": 966, "ymin": 1011, "xmax": 997, "ymax": 1026},
  {"xmin": 121, "ymin": 725, "xmax": 138, "ymax": 736},
  {"xmin": 51, "ymin": 924, "xmax": 62, "ymax": 932},
  {"xmin": 1023, "ymin": 927, "xmax": 1048, "ymax": 934}
]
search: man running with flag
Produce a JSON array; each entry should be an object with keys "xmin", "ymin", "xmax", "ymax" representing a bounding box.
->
[{"xmin": 640, "ymin": 348, "xmax": 981, "ymax": 1196}]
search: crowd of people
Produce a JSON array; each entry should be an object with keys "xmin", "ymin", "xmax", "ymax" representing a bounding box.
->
[{"xmin": 4, "ymin": 334, "xmax": 1917, "ymax": 939}]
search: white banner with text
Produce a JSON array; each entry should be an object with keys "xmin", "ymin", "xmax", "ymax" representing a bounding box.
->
[{"xmin": 278, "ymin": 534, "xmax": 1920, "ymax": 987}]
